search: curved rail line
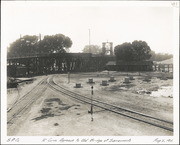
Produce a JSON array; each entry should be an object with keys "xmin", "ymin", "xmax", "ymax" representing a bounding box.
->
[
  {"xmin": 47, "ymin": 75, "xmax": 173, "ymax": 132},
  {"xmin": 7, "ymin": 77, "xmax": 48, "ymax": 125}
]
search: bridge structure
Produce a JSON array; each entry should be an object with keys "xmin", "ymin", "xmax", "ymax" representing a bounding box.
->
[
  {"xmin": 153, "ymin": 64, "xmax": 173, "ymax": 72},
  {"xmin": 153, "ymin": 58, "xmax": 173, "ymax": 73},
  {"xmin": 7, "ymin": 53, "xmax": 115, "ymax": 77}
]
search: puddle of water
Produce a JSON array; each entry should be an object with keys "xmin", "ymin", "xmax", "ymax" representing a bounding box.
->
[{"xmin": 150, "ymin": 86, "xmax": 173, "ymax": 98}]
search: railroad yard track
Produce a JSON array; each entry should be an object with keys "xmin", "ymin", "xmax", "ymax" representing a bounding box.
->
[
  {"xmin": 7, "ymin": 77, "xmax": 48, "ymax": 126},
  {"xmin": 47, "ymin": 75, "xmax": 173, "ymax": 132}
]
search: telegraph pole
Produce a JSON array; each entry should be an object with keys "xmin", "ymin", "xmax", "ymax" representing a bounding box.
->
[
  {"xmin": 89, "ymin": 29, "xmax": 91, "ymax": 53},
  {"xmin": 91, "ymin": 86, "xmax": 93, "ymax": 121},
  {"xmin": 68, "ymin": 72, "xmax": 70, "ymax": 83},
  {"xmin": 39, "ymin": 33, "xmax": 41, "ymax": 41}
]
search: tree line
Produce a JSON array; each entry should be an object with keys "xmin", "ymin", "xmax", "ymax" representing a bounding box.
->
[
  {"xmin": 8, "ymin": 34, "xmax": 172, "ymax": 62},
  {"xmin": 7, "ymin": 34, "xmax": 72, "ymax": 57},
  {"xmin": 150, "ymin": 51, "xmax": 173, "ymax": 61},
  {"xmin": 83, "ymin": 41, "xmax": 172, "ymax": 62},
  {"xmin": 114, "ymin": 40, "xmax": 151, "ymax": 61}
]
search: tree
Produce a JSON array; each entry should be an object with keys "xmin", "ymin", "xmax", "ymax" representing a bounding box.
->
[
  {"xmin": 150, "ymin": 50, "xmax": 173, "ymax": 61},
  {"xmin": 114, "ymin": 40, "xmax": 151, "ymax": 61},
  {"xmin": 7, "ymin": 34, "xmax": 72, "ymax": 57},
  {"xmin": 8, "ymin": 35, "xmax": 38, "ymax": 57},
  {"xmin": 82, "ymin": 45, "xmax": 102, "ymax": 54},
  {"xmin": 132, "ymin": 40, "xmax": 151, "ymax": 61},
  {"xmin": 114, "ymin": 42, "xmax": 135, "ymax": 61},
  {"xmin": 39, "ymin": 34, "xmax": 72, "ymax": 54}
]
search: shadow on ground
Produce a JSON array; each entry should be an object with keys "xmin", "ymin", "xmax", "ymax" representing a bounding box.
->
[{"xmin": 32, "ymin": 98, "xmax": 80, "ymax": 121}]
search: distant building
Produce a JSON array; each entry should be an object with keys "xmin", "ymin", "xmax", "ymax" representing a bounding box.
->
[
  {"xmin": 105, "ymin": 60, "xmax": 153, "ymax": 71},
  {"xmin": 153, "ymin": 58, "xmax": 173, "ymax": 72}
]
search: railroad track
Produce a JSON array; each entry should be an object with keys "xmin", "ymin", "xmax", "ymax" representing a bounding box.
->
[
  {"xmin": 47, "ymin": 75, "xmax": 173, "ymax": 132},
  {"xmin": 7, "ymin": 77, "xmax": 48, "ymax": 126}
]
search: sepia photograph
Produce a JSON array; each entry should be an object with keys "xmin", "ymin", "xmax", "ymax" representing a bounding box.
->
[{"xmin": 1, "ymin": 0, "xmax": 179, "ymax": 144}]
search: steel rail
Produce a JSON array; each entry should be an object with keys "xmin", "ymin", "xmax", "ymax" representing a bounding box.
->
[
  {"xmin": 7, "ymin": 78, "xmax": 48, "ymax": 125},
  {"xmin": 52, "ymin": 76, "xmax": 173, "ymax": 124},
  {"xmin": 47, "ymin": 75, "xmax": 173, "ymax": 132},
  {"xmin": 7, "ymin": 78, "xmax": 46, "ymax": 112}
]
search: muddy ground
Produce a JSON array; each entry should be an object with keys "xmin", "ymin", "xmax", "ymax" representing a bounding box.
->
[{"xmin": 7, "ymin": 71, "xmax": 173, "ymax": 136}]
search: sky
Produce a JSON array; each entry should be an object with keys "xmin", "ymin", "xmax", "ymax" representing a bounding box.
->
[{"xmin": 1, "ymin": 1, "xmax": 177, "ymax": 54}]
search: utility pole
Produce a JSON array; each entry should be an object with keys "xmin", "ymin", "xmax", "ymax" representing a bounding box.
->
[
  {"xmin": 89, "ymin": 29, "xmax": 91, "ymax": 53},
  {"xmin": 91, "ymin": 86, "xmax": 93, "ymax": 121},
  {"xmin": 68, "ymin": 72, "xmax": 70, "ymax": 83},
  {"xmin": 17, "ymin": 84, "xmax": 20, "ymax": 102},
  {"xmin": 39, "ymin": 33, "xmax": 41, "ymax": 41}
]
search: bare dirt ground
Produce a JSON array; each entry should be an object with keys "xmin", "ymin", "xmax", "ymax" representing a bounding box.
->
[
  {"xmin": 7, "ymin": 71, "xmax": 173, "ymax": 136},
  {"xmin": 7, "ymin": 76, "xmax": 46, "ymax": 111}
]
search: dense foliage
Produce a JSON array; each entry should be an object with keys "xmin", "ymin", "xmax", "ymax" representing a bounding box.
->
[
  {"xmin": 150, "ymin": 51, "xmax": 173, "ymax": 61},
  {"xmin": 114, "ymin": 40, "xmax": 152, "ymax": 61},
  {"xmin": 82, "ymin": 45, "xmax": 102, "ymax": 54},
  {"xmin": 8, "ymin": 35, "xmax": 38, "ymax": 57},
  {"xmin": 8, "ymin": 34, "xmax": 72, "ymax": 57}
]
